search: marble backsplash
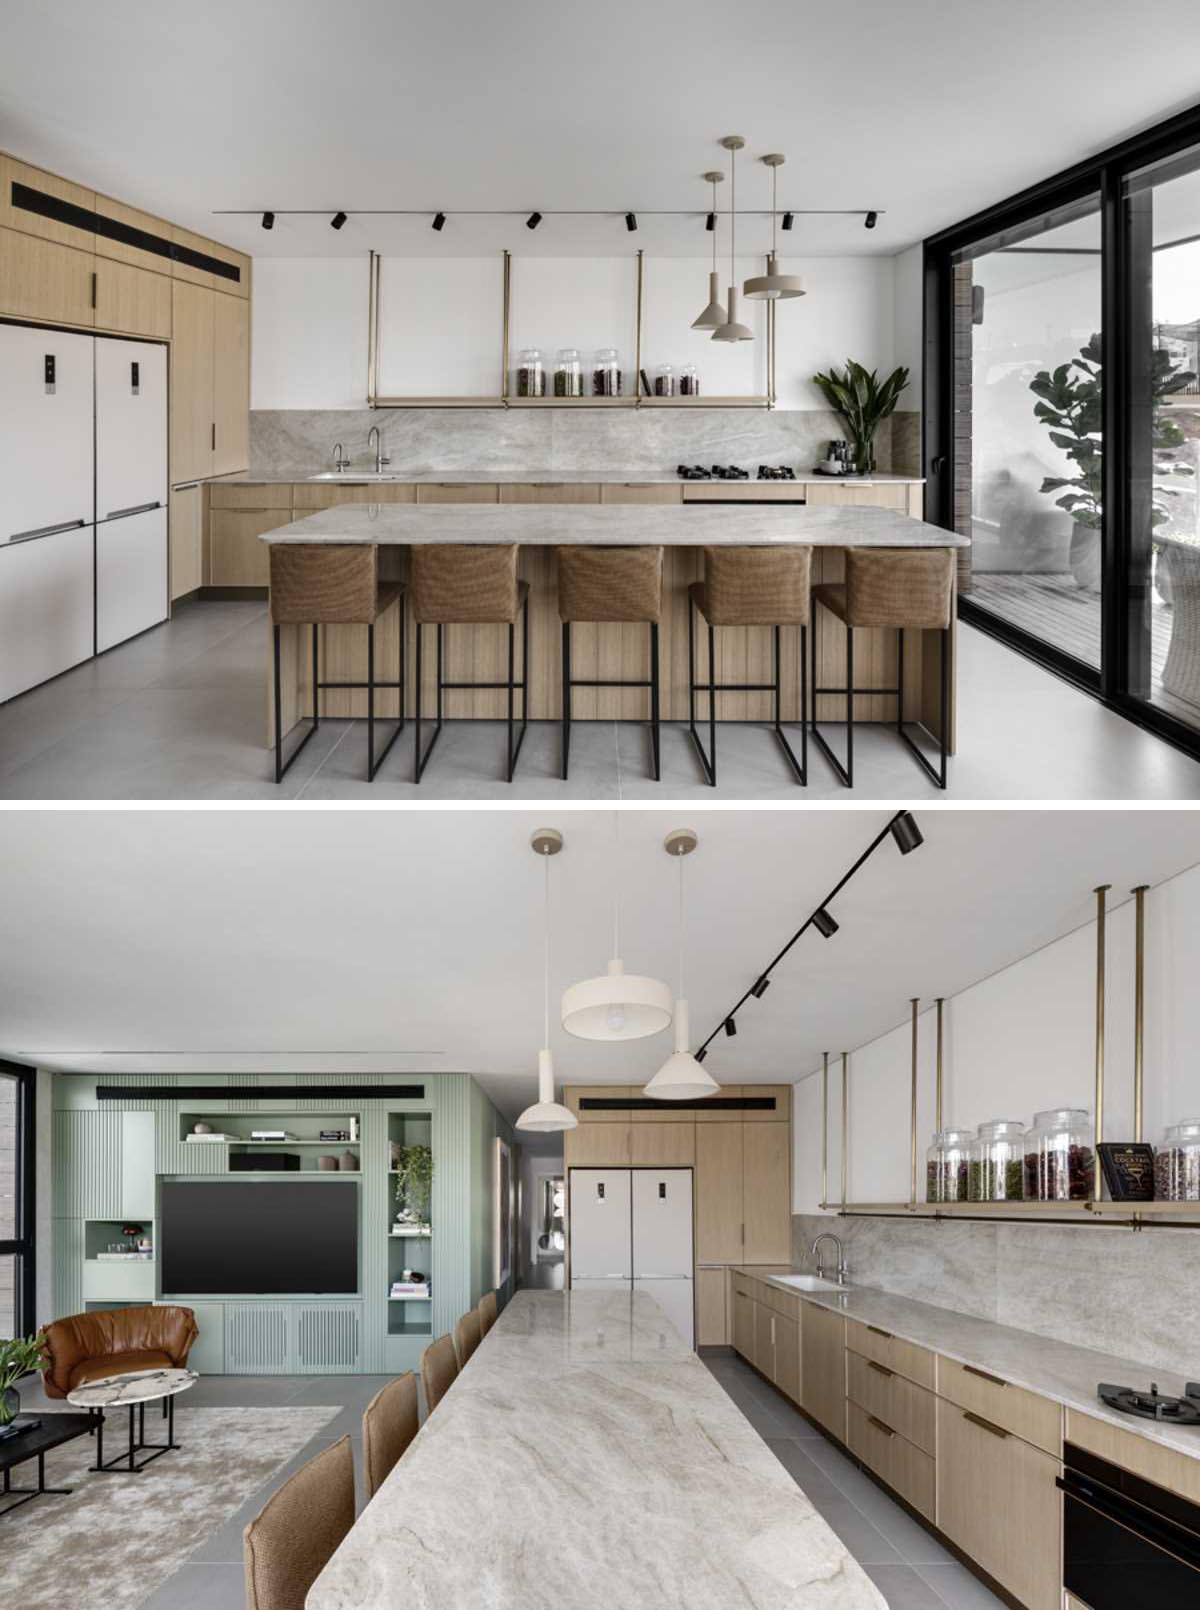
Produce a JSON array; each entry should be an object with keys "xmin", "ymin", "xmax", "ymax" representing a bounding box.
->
[
  {"xmin": 249, "ymin": 407, "xmax": 919, "ymax": 478},
  {"xmin": 792, "ymin": 1212, "xmax": 1197, "ymax": 1377}
]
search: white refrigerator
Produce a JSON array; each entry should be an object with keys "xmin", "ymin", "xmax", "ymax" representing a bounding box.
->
[
  {"xmin": 95, "ymin": 337, "xmax": 168, "ymax": 653},
  {"xmin": 569, "ymin": 1167, "xmax": 694, "ymax": 1347}
]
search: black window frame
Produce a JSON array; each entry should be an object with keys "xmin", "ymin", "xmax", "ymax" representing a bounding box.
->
[
  {"xmin": 923, "ymin": 97, "xmax": 1200, "ymax": 764},
  {"xmin": 0, "ymin": 1058, "xmax": 36, "ymax": 1338}
]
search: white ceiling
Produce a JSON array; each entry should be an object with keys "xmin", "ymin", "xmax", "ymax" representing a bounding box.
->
[
  {"xmin": 2, "ymin": 2, "xmax": 1200, "ymax": 258},
  {"xmin": 3, "ymin": 809, "xmax": 1198, "ymax": 1122}
]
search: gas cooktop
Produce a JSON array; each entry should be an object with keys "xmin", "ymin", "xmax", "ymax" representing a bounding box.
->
[
  {"xmin": 1098, "ymin": 1381, "xmax": 1200, "ymax": 1424},
  {"xmin": 676, "ymin": 463, "xmax": 797, "ymax": 481}
]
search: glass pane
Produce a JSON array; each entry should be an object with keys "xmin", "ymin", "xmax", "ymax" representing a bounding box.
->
[
  {"xmin": 0, "ymin": 1074, "xmax": 16, "ymax": 1241},
  {"xmin": 0, "ymin": 1254, "xmax": 14, "ymax": 1340},
  {"xmin": 953, "ymin": 196, "xmax": 1103, "ymax": 668},
  {"xmin": 1124, "ymin": 148, "xmax": 1200, "ymax": 729}
]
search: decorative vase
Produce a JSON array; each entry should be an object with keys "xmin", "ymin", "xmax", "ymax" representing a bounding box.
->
[
  {"xmin": 850, "ymin": 435, "xmax": 875, "ymax": 477},
  {"xmin": 1070, "ymin": 522, "xmax": 1101, "ymax": 593},
  {"xmin": 317, "ymin": 1154, "xmax": 339, "ymax": 1172},
  {"xmin": 339, "ymin": 1150, "xmax": 359, "ymax": 1172},
  {"xmin": 0, "ymin": 1386, "xmax": 19, "ymax": 1427}
]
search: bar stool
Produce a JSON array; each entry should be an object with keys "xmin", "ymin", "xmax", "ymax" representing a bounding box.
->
[
  {"xmin": 557, "ymin": 545, "xmax": 663, "ymax": 781},
  {"xmin": 270, "ymin": 544, "xmax": 405, "ymax": 784},
  {"xmin": 687, "ymin": 545, "xmax": 812, "ymax": 786},
  {"xmin": 810, "ymin": 546, "xmax": 954, "ymax": 790},
  {"xmin": 410, "ymin": 544, "xmax": 530, "ymax": 783}
]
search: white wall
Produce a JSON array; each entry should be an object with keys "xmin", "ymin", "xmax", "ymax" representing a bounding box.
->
[
  {"xmin": 251, "ymin": 252, "xmax": 918, "ymax": 414},
  {"xmin": 794, "ymin": 863, "xmax": 1200, "ymax": 1211}
]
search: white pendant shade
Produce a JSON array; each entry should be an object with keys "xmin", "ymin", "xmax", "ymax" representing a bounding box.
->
[
  {"xmin": 644, "ymin": 1001, "xmax": 719, "ymax": 1101},
  {"xmin": 743, "ymin": 252, "xmax": 806, "ymax": 301},
  {"xmin": 516, "ymin": 1048, "xmax": 578, "ymax": 1133},
  {"xmin": 712, "ymin": 286, "xmax": 753, "ymax": 343},
  {"xmin": 692, "ymin": 269, "xmax": 727, "ymax": 330},
  {"xmin": 561, "ymin": 957, "xmax": 673, "ymax": 1042}
]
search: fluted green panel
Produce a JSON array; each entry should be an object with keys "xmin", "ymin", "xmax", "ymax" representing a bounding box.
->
[
  {"xmin": 360, "ymin": 1097, "xmax": 389, "ymax": 1372},
  {"xmin": 54, "ymin": 1111, "xmax": 121, "ymax": 1218},
  {"xmin": 53, "ymin": 1219, "xmax": 84, "ymax": 1317},
  {"xmin": 431, "ymin": 1074, "xmax": 471, "ymax": 1341}
]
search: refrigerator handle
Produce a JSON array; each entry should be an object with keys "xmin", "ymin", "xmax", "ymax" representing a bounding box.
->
[
  {"xmin": 105, "ymin": 501, "xmax": 162, "ymax": 521},
  {"xmin": 9, "ymin": 518, "xmax": 87, "ymax": 545}
]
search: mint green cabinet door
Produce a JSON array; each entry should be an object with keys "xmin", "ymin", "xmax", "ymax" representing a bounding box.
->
[{"xmin": 120, "ymin": 1112, "xmax": 156, "ymax": 1220}]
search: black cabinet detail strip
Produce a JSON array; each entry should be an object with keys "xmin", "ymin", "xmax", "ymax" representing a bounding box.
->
[
  {"xmin": 579, "ymin": 1095, "xmax": 777, "ymax": 1112},
  {"xmin": 11, "ymin": 182, "xmax": 242, "ymax": 284},
  {"xmin": 96, "ymin": 1083, "xmax": 424, "ymax": 1101}
]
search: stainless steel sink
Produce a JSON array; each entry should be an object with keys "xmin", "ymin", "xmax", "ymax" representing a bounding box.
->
[
  {"xmin": 772, "ymin": 1274, "xmax": 847, "ymax": 1293},
  {"xmin": 307, "ymin": 471, "xmax": 403, "ymax": 482}
]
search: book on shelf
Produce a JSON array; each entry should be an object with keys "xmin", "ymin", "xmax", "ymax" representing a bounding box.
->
[
  {"xmin": 184, "ymin": 1132, "xmax": 233, "ymax": 1143},
  {"xmin": 250, "ymin": 1130, "xmax": 295, "ymax": 1141},
  {"xmin": 390, "ymin": 1283, "xmax": 429, "ymax": 1297}
]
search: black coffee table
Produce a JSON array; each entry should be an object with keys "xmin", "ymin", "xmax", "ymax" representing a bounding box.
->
[{"xmin": 0, "ymin": 1413, "xmax": 93, "ymax": 1515}]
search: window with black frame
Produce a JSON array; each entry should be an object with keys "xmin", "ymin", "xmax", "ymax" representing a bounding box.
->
[{"xmin": 0, "ymin": 1062, "xmax": 35, "ymax": 1339}]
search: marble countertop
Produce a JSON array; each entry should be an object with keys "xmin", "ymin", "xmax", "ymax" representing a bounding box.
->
[
  {"xmin": 305, "ymin": 1289, "xmax": 885, "ymax": 1610},
  {"xmin": 216, "ymin": 468, "xmax": 925, "ymax": 487},
  {"xmin": 261, "ymin": 502, "xmax": 965, "ymax": 548},
  {"xmin": 738, "ymin": 1266, "xmax": 1200, "ymax": 1464}
]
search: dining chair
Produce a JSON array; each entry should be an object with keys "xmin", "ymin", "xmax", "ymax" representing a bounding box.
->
[
  {"xmin": 453, "ymin": 1308, "xmax": 482, "ymax": 1368},
  {"xmin": 477, "ymin": 1290, "xmax": 498, "ymax": 1336},
  {"xmin": 243, "ymin": 1435, "xmax": 355, "ymax": 1610},
  {"xmin": 420, "ymin": 1333, "xmax": 459, "ymax": 1414},
  {"xmin": 362, "ymin": 1371, "xmax": 419, "ymax": 1500}
]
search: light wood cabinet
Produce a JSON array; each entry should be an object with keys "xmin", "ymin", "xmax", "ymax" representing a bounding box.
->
[
  {"xmin": 0, "ymin": 155, "xmax": 95, "ymax": 249},
  {"xmin": 846, "ymin": 1317, "xmax": 936, "ymax": 1392},
  {"xmin": 804, "ymin": 482, "xmax": 910, "ymax": 511},
  {"xmin": 213, "ymin": 292, "xmax": 250, "ymax": 474},
  {"xmin": 631, "ymin": 1121, "xmax": 693, "ymax": 1166},
  {"xmin": 169, "ymin": 483, "xmax": 204, "ymax": 601},
  {"xmin": 732, "ymin": 1285, "xmax": 755, "ymax": 1364},
  {"xmin": 1065, "ymin": 1408, "xmax": 1200, "ymax": 1505},
  {"xmin": 564, "ymin": 1086, "xmax": 635, "ymax": 1122},
  {"xmin": 773, "ymin": 1310, "xmax": 800, "ymax": 1404},
  {"xmin": 292, "ymin": 482, "xmax": 416, "ymax": 509},
  {"xmin": 208, "ymin": 508, "xmax": 281, "ymax": 587},
  {"xmin": 755, "ymin": 1300, "xmax": 775, "ymax": 1379},
  {"xmin": 742, "ymin": 1123, "xmax": 791, "ymax": 1261},
  {"xmin": 846, "ymin": 1349, "xmax": 935, "ymax": 1455},
  {"xmin": 599, "ymin": 484, "xmax": 682, "ymax": 505},
  {"xmin": 801, "ymin": 1300, "xmax": 846, "ymax": 1439},
  {"xmin": 0, "ymin": 227, "xmax": 95, "ymax": 326},
  {"xmin": 740, "ymin": 1084, "xmax": 792, "ymax": 1123},
  {"xmin": 695, "ymin": 1122, "xmax": 744, "ymax": 1262},
  {"xmin": 416, "ymin": 483, "xmax": 500, "ymax": 503},
  {"xmin": 696, "ymin": 1267, "xmax": 728, "ymax": 1346},
  {"xmin": 92, "ymin": 196, "xmax": 171, "ymax": 274},
  {"xmin": 937, "ymin": 1355, "xmax": 1061, "ymax": 1456},
  {"xmin": 936, "ymin": 1398, "xmax": 1061, "ymax": 1610},
  {"xmin": 170, "ymin": 279, "xmax": 215, "ymax": 481},
  {"xmin": 847, "ymin": 1399, "xmax": 935, "ymax": 1521},
  {"xmin": 563, "ymin": 1123, "xmax": 631, "ymax": 1168},
  {"xmin": 210, "ymin": 483, "xmax": 293, "ymax": 512},
  {"xmin": 498, "ymin": 483, "xmax": 600, "ymax": 504},
  {"xmin": 94, "ymin": 258, "xmax": 171, "ymax": 339}
]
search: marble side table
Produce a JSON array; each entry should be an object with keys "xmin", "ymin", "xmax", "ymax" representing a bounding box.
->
[{"xmin": 67, "ymin": 1367, "xmax": 197, "ymax": 1473}]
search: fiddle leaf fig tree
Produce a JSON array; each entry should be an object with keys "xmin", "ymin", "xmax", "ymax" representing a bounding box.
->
[{"xmin": 811, "ymin": 359, "xmax": 911, "ymax": 475}]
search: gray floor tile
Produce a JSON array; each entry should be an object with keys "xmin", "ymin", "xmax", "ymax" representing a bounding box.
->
[
  {"xmin": 762, "ymin": 1438, "xmax": 844, "ymax": 1505},
  {"xmin": 137, "ymin": 1562, "xmax": 247, "ymax": 1610},
  {"xmin": 913, "ymin": 1561, "xmax": 1009, "ymax": 1609},
  {"xmin": 852, "ymin": 1479, "xmax": 955, "ymax": 1564},
  {"xmin": 862, "ymin": 1562, "xmax": 953, "ymax": 1610},
  {"xmin": 810, "ymin": 1495, "xmax": 902, "ymax": 1564}
]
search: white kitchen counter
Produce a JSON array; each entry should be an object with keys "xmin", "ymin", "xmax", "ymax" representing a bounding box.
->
[
  {"xmin": 305, "ymin": 1289, "xmax": 885, "ymax": 1610},
  {"xmin": 219, "ymin": 468, "xmax": 926, "ymax": 487}
]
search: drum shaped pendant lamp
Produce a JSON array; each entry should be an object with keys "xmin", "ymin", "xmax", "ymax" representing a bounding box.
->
[{"xmin": 743, "ymin": 154, "xmax": 806, "ymax": 301}]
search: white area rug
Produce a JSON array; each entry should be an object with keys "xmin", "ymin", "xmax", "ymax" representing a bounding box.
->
[{"xmin": 0, "ymin": 1405, "xmax": 341, "ymax": 1610}]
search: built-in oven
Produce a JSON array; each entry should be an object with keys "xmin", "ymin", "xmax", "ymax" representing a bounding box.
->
[{"xmin": 1059, "ymin": 1440, "xmax": 1200, "ymax": 1609}]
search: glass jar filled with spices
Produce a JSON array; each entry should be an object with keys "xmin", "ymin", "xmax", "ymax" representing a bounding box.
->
[
  {"xmin": 969, "ymin": 1120, "xmax": 1026, "ymax": 1201},
  {"xmin": 516, "ymin": 349, "xmax": 545, "ymax": 398},
  {"xmin": 1023, "ymin": 1108, "xmax": 1095, "ymax": 1201},
  {"xmin": 679, "ymin": 364, "xmax": 700, "ymax": 397},
  {"xmin": 554, "ymin": 348, "xmax": 582, "ymax": 398},
  {"xmin": 927, "ymin": 1128, "xmax": 974, "ymax": 1204},
  {"xmin": 1155, "ymin": 1120, "xmax": 1200, "ymax": 1201},
  {"xmin": 654, "ymin": 364, "xmax": 676, "ymax": 398},
  {"xmin": 592, "ymin": 348, "xmax": 622, "ymax": 396}
]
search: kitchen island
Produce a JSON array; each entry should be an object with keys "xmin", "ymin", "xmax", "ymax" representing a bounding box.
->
[
  {"xmin": 262, "ymin": 500, "xmax": 967, "ymax": 755},
  {"xmin": 305, "ymin": 1288, "xmax": 886, "ymax": 1609}
]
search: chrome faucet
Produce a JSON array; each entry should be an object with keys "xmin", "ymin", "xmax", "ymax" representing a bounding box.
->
[
  {"xmin": 367, "ymin": 425, "xmax": 389, "ymax": 473},
  {"xmin": 811, "ymin": 1232, "xmax": 848, "ymax": 1286},
  {"xmin": 331, "ymin": 441, "xmax": 348, "ymax": 472}
]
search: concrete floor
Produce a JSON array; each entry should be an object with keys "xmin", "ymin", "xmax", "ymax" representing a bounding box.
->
[
  {"xmin": 14, "ymin": 1347, "xmax": 1006, "ymax": 1609},
  {"xmin": 0, "ymin": 597, "xmax": 1198, "ymax": 798}
]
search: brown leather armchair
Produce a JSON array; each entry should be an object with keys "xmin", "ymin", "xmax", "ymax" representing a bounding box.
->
[{"xmin": 41, "ymin": 1305, "xmax": 199, "ymax": 1399}]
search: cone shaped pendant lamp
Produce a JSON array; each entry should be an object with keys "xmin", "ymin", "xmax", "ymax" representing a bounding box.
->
[
  {"xmin": 645, "ymin": 830, "xmax": 719, "ymax": 1101},
  {"xmin": 712, "ymin": 136, "xmax": 753, "ymax": 343},
  {"xmin": 744, "ymin": 155, "xmax": 806, "ymax": 301},
  {"xmin": 517, "ymin": 829, "xmax": 577, "ymax": 1134},
  {"xmin": 691, "ymin": 170, "xmax": 727, "ymax": 330}
]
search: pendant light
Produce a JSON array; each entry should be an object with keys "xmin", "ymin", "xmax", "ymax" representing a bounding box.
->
[
  {"xmin": 743, "ymin": 154, "xmax": 806, "ymax": 301},
  {"xmin": 645, "ymin": 829, "xmax": 720, "ymax": 1101},
  {"xmin": 691, "ymin": 170, "xmax": 727, "ymax": 330},
  {"xmin": 561, "ymin": 814, "xmax": 673, "ymax": 1041},
  {"xmin": 517, "ymin": 829, "xmax": 577, "ymax": 1133},
  {"xmin": 712, "ymin": 135, "xmax": 753, "ymax": 343}
]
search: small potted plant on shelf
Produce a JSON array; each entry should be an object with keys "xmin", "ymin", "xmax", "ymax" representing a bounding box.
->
[
  {"xmin": 0, "ymin": 1334, "xmax": 48, "ymax": 1437},
  {"xmin": 393, "ymin": 1143, "xmax": 433, "ymax": 1233},
  {"xmin": 811, "ymin": 359, "xmax": 910, "ymax": 476}
]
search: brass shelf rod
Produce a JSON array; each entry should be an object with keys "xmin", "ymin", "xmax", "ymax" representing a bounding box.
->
[
  {"xmin": 909, "ymin": 998, "xmax": 920, "ymax": 1207},
  {"xmin": 1133, "ymin": 884, "xmax": 1148, "ymax": 1144},
  {"xmin": 1094, "ymin": 884, "xmax": 1110, "ymax": 1207}
]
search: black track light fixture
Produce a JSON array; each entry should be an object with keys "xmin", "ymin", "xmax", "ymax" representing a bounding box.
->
[
  {"xmin": 865, "ymin": 210, "xmax": 878, "ymax": 230},
  {"xmin": 782, "ymin": 211, "xmax": 794, "ymax": 231},
  {"xmin": 812, "ymin": 907, "xmax": 839, "ymax": 940},
  {"xmin": 695, "ymin": 1047, "xmax": 708, "ymax": 1064},
  {"xmin": 625, "ymin": 211, "xmax": 637, "ymax": 232},
  {"xmin": 432, "ymin": 212, "xmax": 446, "ymax": 231},
  {"xmin": 889, "ymin": 810, "xmax": 924, "ymax": 856},
  {"xmin": 723, "ymin": 1017, "xmax": 737, "ymax": 1038},
  {"xmin": 706, "ymin": 211, "xmax": 716, "ymax": 232},
  {"xmin": 261, "ymin": 211, "xmax": 275, "ymax": 230},
  {"xmin": 330, "ymin": 211, "xmax": 347, "ymax": 230},
  {"xmin": 526, "ymin": 211, "xmax": 542, "ymax": 230},
  {"xmin": 750, "ymin": 976, "xmax": 770, "ymax": 999}
]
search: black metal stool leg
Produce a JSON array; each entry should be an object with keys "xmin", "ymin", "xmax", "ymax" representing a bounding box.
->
[
  {"xmin": 561, "ymin": 621, "xmax": 571, "ymax": 780},
  {"xmin": 506, "ymin": 621, "xmax": 515, "ymax": 783},
  {"xmin": 649, "ymin": 621, "xmax": 661, "ymax": 782},
  {"xmin": 273, "ymin": 622, "xmax": 318, "ymax": 785},
  {"xmin": 800, "ymin": 623, "xmax": 808, "ymax": 781},
  {"xmin": 895, "ymin": 625, "xmax": 950, "ymax": 790},
  {"xmin": 768, "ymin": 621, "xmax": 806, "ymax": 784},
  {"xmin": 414, "ymin": 619, "xmax": 422, "ymax": 777},
  {"xmin": 846, "ymin": 627, "xmax": 854, "ymax": 787},
  {"xmin": 687, "ymin": 594, "xmax": 716, "ymax": 787},
  {"xmin": 809, "ymin": 596, "xmax": 853, "ymax": 788},
  {"xmin": 367, "ymin": 622, "xmax": 375, "ymax": 776}
]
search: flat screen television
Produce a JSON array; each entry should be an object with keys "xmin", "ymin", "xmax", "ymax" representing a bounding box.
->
[{"xmin": 160, "ymin": 1179, "xmax": 359, "ymax": 1296}]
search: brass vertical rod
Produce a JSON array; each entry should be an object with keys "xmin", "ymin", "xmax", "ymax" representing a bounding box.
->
[
  {"xmin": 500, "ymin": 249, "xmax": 511, "ymax": 401},
  {"xmin": 366, "ymin": 250, "xmax": 379, "ymax": 406},
  {"xmin": 821, "ymin": 1051, "xmax": 829, "ymax": 1207},
  {"xmin": 910, "ymin": 998, "xmax": 920, "ymax": 1206},
  {"xmin": 634, "ymin": 248, "xmax": 644, "ymax": 403},
  {"xmin": 841, "ymin": 1051, "xmax": 849, "ymax": 1208},
  {"xmin": 1094, "ymin": 884, "xmax": 1110, "ymax": 1205},
  {"xmin": 936, "ymin": 997, "xmax": 945, "ymax": 1133},
  {"xmin": 1133, "ymin": 884, "xmax": 1148, "ymax": 1144}
]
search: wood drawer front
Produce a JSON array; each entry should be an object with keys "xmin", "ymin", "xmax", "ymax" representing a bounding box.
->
[
  {"xmin": 761, "ymin": 1283, "xmax": 801, "ymax": 1322},
  {"xmin": 292, "ymin": 482, "xmax": 416, "ymax": 509},
  {"xmin": 415, "ymin": 483, "xmax": 499, "ymax": 503},
  {"xmin": 1065, "ymin": 1409, "xmax": 1200, "ymax": 1505},
  {"xmin": 847, "ymin": 1349, "xmax": 935, "ymax": 1455},
  {"xmin": 732, "ymin": 1272, "xmax": 757, "ymax": 1301},
  {"xmin": 937, "ymin": 1355, "xmax": 1061, "ymax": 1455},
  {"xmin": 210, "ymin": 483, "xmax": 294, "ymax": 512},
  {"xmin": 600, "ymin": 483, "xmax": 682, "ymax": 505},
  {"xmin": 936, "ymin": 1398, "xmax": 1062, "ymax": 1610},
  {"xmin": 846, "ymin": 1318, "xmax": 935, "ymax": 1390},
  {"xmin": 847, "ymin": 1400, "xmax": 935, "ymax": 1520},
  {"xmin": 498, "ymin": 483, "xmax": 600, "ymax": 504},
  {"xmin": 681, "ymin": 482, "xmax": 808, "ymax": 503},
  {"xmin": 209, "ymin": 509, "xmax": 278, "ymax": 586}
]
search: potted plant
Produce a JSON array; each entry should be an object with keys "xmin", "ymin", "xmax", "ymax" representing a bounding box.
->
[
  {"xmin": 1030, "ymin": 334, "xmax": 1195, "ymax": 592},
  {"xmin": 811, "ymin": 359, "xmax": 910, "ymax": 476},
  {"xmin": 393, "ymin": 1143, "xmax": 433, "ymax": 1230},
  {"xmin": 0, "ymin": 1334, "xmax": 48, "ymax": 1431}
]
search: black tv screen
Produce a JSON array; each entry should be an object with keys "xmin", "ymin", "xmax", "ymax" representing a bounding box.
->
[{"xmin": 161, "ymin": 1180, "xmax": 359, "ymax": 1296}]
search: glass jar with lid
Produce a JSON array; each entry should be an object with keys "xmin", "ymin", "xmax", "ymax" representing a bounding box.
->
[
  {"xmin": 554, "ymin": 348, "xmax": 582, "ymax": 398},
  {"xmin": 927, "ymin": 1128, "xmax": 974, "ymax": 1204},
  {"xmin": 1023, "ymin": 1108, "xmax": 1095, "ymax": 1201},
  {"xmin": 679, "ymin": 363, "xmax": 700, "ymax": 397},
  {"xmin": 654, "ymin": 363, "xmax": 676, "ymax": 398},
  {"xmin": 515, "ymin": 349, "xmax": 545, "ymax": 398},
  {"xmin": 1154, "ymin": 1120, "xmax": 1200, "ymax": 1201},
  {"xmin": 969, "ymin": 1120, "xmax": 1026, "ymax": 1201},
  {"xmin": 592, "ymin": 348, "xmax": 622, "ymax": 396}
]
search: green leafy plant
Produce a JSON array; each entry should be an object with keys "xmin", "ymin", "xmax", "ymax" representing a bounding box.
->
[
  {"xmin": 393, "ymin": 1143, "xmax": 433, "ymax": 1225},
  {"xmin": 0, "ymin": 1334, "xmax": 48, "ymax": 1425},
  {"xmin": 811, "ymin": 359, "xmax": 911, "ymax": 474}
]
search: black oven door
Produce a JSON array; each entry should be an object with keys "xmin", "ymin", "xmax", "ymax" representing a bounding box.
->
[{"xmin": 1060, "ymin": 1456, "xmax": 1200, "ymax": 1610}]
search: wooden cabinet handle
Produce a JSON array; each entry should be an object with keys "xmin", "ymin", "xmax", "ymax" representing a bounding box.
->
[
  {"xmin": 963, "ymin": 1410, "xmax": 1009, "ymax": 1440},
  {"xmin": 963, "ymin": 1364, "xmax": 1007, "ymax": 1388},
  {"xmin": 91, "ymin": 270, "xmax": 97, "ymax": 309},
  {"xmin": 867, "ymin": 1414, "xmax": 895, "ymax": 1438},
  {"xmin": 866, "ymin": 1360, "xmax": 894, "ymax": 1378},
  {"xmin": 867, "ymin": 1325, "xmax": 892, "ymax": 1339}
]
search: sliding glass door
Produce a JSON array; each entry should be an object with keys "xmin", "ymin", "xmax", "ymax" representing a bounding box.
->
[{"xmin": 0, "ymin": 1062, "xmax": 35, "ymax": 1338}]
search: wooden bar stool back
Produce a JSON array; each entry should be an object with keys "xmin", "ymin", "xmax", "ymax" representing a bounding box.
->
[
  {"xmin": 409, "ymin": 543, "xmax": 529, "ymax": 783},
  {"xmin": 362, "ymin": 1372, "xmax": 419, "ymax": 1500},
  {"xmin": 477, "ymin": 1290, "xmax": 498, "ymax": 1336},
  {"xmin": 270, "ymin": 543, "xmax": 405, "ymax": 784},
  {"xmin": 557, "ymin": 545, "xmax": 663, "ymax": 781},
  {"xmin": 453, "ymin": 1309, "xmax": 482, "ymax": 1368},
  {"xmin": 243, "ymin": 1434, "xmax": 355, "ymax": 1610},
  {"xmin": 810, "ymin": 546, "xmax": 954, "ymax": 789},
  {"xmin": 687, "ymin": 545, "xmax": 812, "ymax": 786},
  {"xmin": 420, "ymin": 1332, "xmax": 459, "ymax": 1415}
]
